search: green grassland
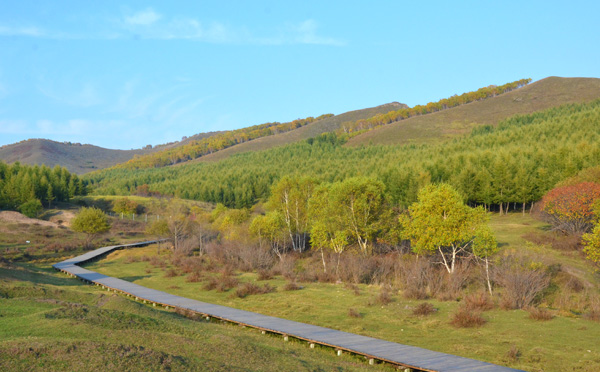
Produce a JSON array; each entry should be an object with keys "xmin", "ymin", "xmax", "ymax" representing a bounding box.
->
[
  {"xmin": 0, "ymin": 262, "xmax": 393, "ymax": 371},
  {"xmin": 86, "ymin": 213, "xmax": 600, "ymax": 372}
]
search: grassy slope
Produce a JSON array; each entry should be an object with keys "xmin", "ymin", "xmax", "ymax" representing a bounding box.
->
[
  {"xmin": 87, "ymin": 214, "xmax": 600, "ymax": 372},
  {"xmin": 185, "ymin": 102, "xmax": 406, "ymax": 164},
  {"xmin": 0, "ymin": 264, "xmax": 387, "ymax": 372},
  {"xmin": 346, "ymin": 76, "xmax": 600, "ymax": 146}
]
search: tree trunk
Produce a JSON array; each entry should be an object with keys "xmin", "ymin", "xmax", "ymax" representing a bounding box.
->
[
  {"xmin": 320, "ymin": 248, "xmax": 327, "ymax": 274},
  {"xmin": 485, "ymin": 257, "xmax": 493, "ymax": 296}
]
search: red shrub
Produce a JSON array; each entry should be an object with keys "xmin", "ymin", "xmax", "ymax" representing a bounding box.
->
[{"xmin": 540, "ymin": 182, "xmax": 600, "ymax": 234}]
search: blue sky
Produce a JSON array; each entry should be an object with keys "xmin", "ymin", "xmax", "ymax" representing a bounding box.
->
[{"xmin": 0, "ymin": 1, "xmax": 598, "ymax": 150}]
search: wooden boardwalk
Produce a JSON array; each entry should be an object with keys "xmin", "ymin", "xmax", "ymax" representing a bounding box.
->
[{"xmin": 53, "ymin": 241, "xmax": 525, "ymax": 372}]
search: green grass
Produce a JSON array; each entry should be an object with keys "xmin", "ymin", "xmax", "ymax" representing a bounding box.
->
[
  {"xmin": 87, "ymin": 239, "xmax": 600, "ymax": 372},
  {"xmin": 0, "ymin": 263, "xmax": 392, "ymax": 371}
]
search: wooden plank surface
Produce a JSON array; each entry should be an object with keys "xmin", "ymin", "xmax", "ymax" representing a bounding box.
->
[{"xmin": 53, "ymin": 242, "xmax": 525, "ymax": 372}]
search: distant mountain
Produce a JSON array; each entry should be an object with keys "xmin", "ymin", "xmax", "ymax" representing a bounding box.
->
[
  {"xmin": 346, "ymin": 76, "xmax": 600, "ymax": 146},
  {"xmin": 0, "ymin": 131, "xmax": 223, "ymax": 174},
  {"xmin": 0, "ymin": 139, "xmax": 153, "ymax": 174}
]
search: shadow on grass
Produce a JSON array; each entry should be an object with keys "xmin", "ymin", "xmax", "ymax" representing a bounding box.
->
[
  {"xmin": 120, "ymin": 275, "xmax": 152, "ymax": 282},
  {"xmin": 0, "ymin": 265, "xmax": 82, "ymax": 287}
]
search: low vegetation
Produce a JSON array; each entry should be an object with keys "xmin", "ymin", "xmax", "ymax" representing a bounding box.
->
[{"xmin": 0, "ymin": 263, "xmax": 384, "ymax": 372}]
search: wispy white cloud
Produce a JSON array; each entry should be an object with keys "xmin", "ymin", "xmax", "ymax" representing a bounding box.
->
[
  {"xmin": 0, "ymin": 8, "xmax": 344, "ymax": 46},
  {"xmin": 290, "ymin": 19, "xmax": 345, "ymax": 46},
  {"xmin": 124, "ymin": 8, "xmax": 162, "ymax": 26},
  {"xmin": 37, "ymin": 81, "xmax": 103, "ymax": 108}
]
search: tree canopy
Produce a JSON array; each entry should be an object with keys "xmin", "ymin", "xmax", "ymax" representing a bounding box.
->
[
  {"xmin": 85, "ymin": 99, "xmax": 600, "ymax": 213},
  {"xmin": 71, "ymin": 207, "xmax": 110, "ymax": 247},
  {"xmin": 400, "ymin": 184, "xmax": 491, "ymax": 273}
]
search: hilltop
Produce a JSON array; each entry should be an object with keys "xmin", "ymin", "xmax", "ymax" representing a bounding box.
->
[{"xmin": 347, "ymin": 76, "xmax": 600, "ymax": 146}]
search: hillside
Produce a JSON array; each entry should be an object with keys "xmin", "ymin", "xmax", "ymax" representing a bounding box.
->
[
  {"xmin": 0, "ymin": 139, "xmax": 154, "ymax": 174},
  {"xmin": 347, "ymin": 76, "xmax": 600, "ymax": 146},
  {"xmin": 87, "ymin": 99, "xmax": 600, "ymax": 209},
  {"xmin": 187, "ymin": 102, "xmax": 407, "ymax": 163},
  {"xmin": 0, "ymin": 132, "xmax": 222, "ymax": 175}
]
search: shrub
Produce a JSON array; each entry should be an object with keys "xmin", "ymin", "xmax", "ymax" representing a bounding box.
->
[
  {"xmin": 375, "ymin": 288, "xmax": 393, "ymax": 305},
  {"xmin": 505, "ymin": 345, "xmax": 521, "ymax": 362},
  {"xmin": 185, "ymin": 272, "xmax": 203, "ymax": 283},
  {"xmin": 527, "ymin": 307, "xmax": 553, "ymax": 321},
  {"xmin": 19, "ymin": 199, "xmax": 43, "ymax": 218},
  {"xmin": 412, "ymin": 302, "xmax": 436, "ymax": 316},
  {"xmin": 203, "ymin": 274, "xmax": 239, "ymax": 292},
  {"xmin": 540, "ymin": 182, "xmax": 600, "ymax": 235},
  {"xmin": 233, "ymin": 283, "xmax": 276, "ymax": 298},
  {"xmin": 283, "ymin": 281, "xmax": 301, "ymax": 291},
  {"xmin": 463, "ymin": 291, "xmax": 494, "ymax": 311},
  {"xmin": 71, "ymin": 207, "xmax": 110, "ymax": 247},
  {"xmin": 450, "ymin": 306, "xmax": 486, "ymax": 328},
  {"xmin": 585, "ymin": 298, "xmax": 600, "ymax": 322},
  {"xmin": 164, "ymin": 268, "xmax": 178, "ymax": 278},
  {"xmin": 494, "ymin": 254, "xmax": 550, "ymax": 309},
  {"xmin": 257, "ymin": 269, "xmax": 274, "ymax": 281},
  {"xmin": 348, "ymin": 308, "xmax": 362, "ymax": 318},
  {"xmin": 124, "ymin": 255, "xmax": 140, "ymax": 264}
]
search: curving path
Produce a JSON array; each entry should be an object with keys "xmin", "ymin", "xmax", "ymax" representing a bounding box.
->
[{"xmin": 53, "ymin": 241, "xmax": 524, "ymax": 372}]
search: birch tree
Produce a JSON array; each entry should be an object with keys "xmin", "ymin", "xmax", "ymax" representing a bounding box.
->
[{"xmin": 401, "ymin": 184, "xmax": 490, "ymax": 274}]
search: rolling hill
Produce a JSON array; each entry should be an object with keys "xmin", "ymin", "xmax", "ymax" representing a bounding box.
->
[
  {"xmin": 192, "ymin": 102, "xmax": 407, "ymax": 163},
  {"xmin": 346, "ymin": 76, "xmax": 600, "ymax": 146},
  {"xmin": 0, "ymin": 139, "xmax": 154, "ymax": 174},
  {"xmin": 0, "ymin": 131, "xmax": 223, "ymax": 174}
]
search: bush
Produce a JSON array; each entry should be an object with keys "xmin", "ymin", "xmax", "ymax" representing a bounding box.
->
[
  {"xmin": 233, "ymin": 282, "xmax": 276, "ymax": 298},
  {"xmin": 494, "ymin": 254, "xmax": 550, "ymax": 309},
  {"xmin": 164, "ymin": 268, "xmax": 178, "ymax": 278},
  {"xmin": 347, "ymin": 308, "xmax": 362, "ymax": 318},
  {"xmin": 71, "ymin": 207, "xmax": 110, "ymax": 247},
  {"xmin": 257, "ymin": 269, "xmax": 274, "ymax": 281},
  {"xmin": 375, "ymin": 288, "xmax": 393, "ymax": 305},
  {"xmin": 527, "ymin": 307, "xmax": 553, "ymax": 321},
  {"xmin": 505, "ymin": 345, "xmax": 521, "ymax": 363},
  {"xmin": 283, "ymin": 281, "xmax": 301, "ymax": 291},
  {"xmin": 19, "ymin": 199, "xmax": 43, "ymax": 218},
  {"xmin": 203, "ymin": 274, "xmax": 239, "ymax": 292},
  {"xmin": 540, "ymin": 182, "xmax": 600, "ymax": 235},
  {"xmin": 450, "ymin": 306, "xmax": 486, "ymax": 328},
  {"xmin": 412, "ymin": 302, "xmax": 436, "ymax": 316},
  {"xmin": 463, "ymin": 292, "xmax": 494, "ymax": 311},
  {"xmin": 185, "ymin": 272, "xmax": 203, "ymax": 283},
  {"xmin": 112, "ymin": 198, "xmax": 139, "ymax": 215}
]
